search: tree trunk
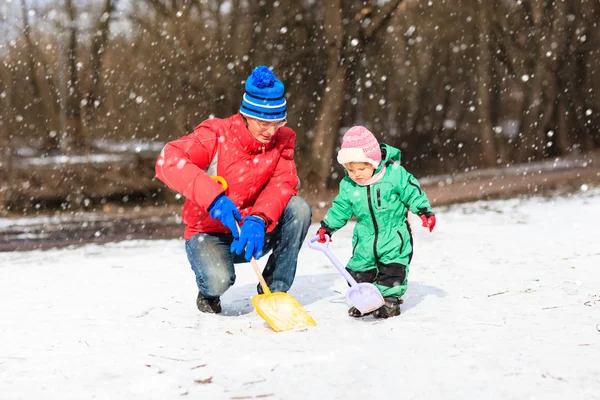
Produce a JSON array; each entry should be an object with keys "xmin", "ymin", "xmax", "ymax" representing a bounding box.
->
[
  {"xmin": 403, "ymin": 32, "xmax": 421, "ymax": 152},
  {"xmin": 21, "ymin": 0, "xmax": 59, "ymax": 153},
  {"xmin": 309, "ymin": 0, "xmax": 406, "ymax": 191},
  {"xmin": 309, "ymin": 0, "xmax": 345, "ymax": 191},
  {"xmin": 517, "ymin": 2, "xmax": 552, "ymax": 162},
  {"xmin": 517, "ymin": 61, "xmax": 546, "ymax": 162},
  {"xmin": 540, "ymin": 0, "xmax": 569, "ymax": 156},
  {"xmin": 538, "ymin": 73, "xmax": 557, "ymax": 154},
  {"xmin": 62, "ymin": 0, "xmax": 86, "ymax": 154},
  {"xmin": 475, "ymin": 0, "xmax": 497, "ymax": 167},
  {"xmin": 85, "ymin": 0, "xmax": 117, "ymax": 128},
  {"xmin": 555, "ymin": 98, "xmax": 572, "ymax": 154},
  {"xmin": 224, "ymin": 0, "xmax": 244, "ymax": 113},
  {"xmin": 0, "ymin": 67, "xmax": 16, "ymax": 211}
]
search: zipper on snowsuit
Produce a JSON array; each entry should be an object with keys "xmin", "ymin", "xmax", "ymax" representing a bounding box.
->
[{"xmin": 366, "ymin": 185, "xmax": 379, "ymax": 262}]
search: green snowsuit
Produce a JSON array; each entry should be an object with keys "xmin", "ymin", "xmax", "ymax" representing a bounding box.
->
[{"xmin": 322, "ymin": 144, "xmax": 433, "ymax": 298}]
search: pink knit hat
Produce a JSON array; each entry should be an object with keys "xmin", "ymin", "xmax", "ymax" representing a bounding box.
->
[{"xmin": 337, "ymin": 126, "xmax": 382, "ymax": 168}]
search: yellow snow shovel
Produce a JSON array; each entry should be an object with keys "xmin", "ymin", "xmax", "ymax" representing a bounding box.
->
[
  {"xmin": 211, "ymin": 176, "xmax": 316, "ymax": 332},
  {"xmin": 246, "ymin": 254, "xmax": 316, "ymax": 332}
]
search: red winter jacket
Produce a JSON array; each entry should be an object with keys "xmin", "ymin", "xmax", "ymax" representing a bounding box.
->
[{"xmin": 155, "ymin": 113, "xmax": 300, "ymax": 239}]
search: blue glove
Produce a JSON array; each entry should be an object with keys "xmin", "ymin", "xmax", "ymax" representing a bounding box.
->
[
  {"xmin": 230, "ymin": 216, "xmax": 266, "ymax": 261},
  {"xmin": 208, "ymin": 194, "xmax": 242, "ymax": 239}
]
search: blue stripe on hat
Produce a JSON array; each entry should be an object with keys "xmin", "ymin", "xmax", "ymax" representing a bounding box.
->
[
  {"xmin": 241, "ymin": 66, "xmax": 287, "ymax": 121},
  {"xmin": 240, "ymin": 102, "xmax": 287, "ymax": 120}
]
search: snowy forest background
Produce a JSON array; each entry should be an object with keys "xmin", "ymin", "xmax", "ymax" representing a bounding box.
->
[{"xmin": 1, "ymin": 0, "xmax": 600, "ymax": 215}]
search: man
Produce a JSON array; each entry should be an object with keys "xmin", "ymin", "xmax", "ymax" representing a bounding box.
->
[{"xmin": 155, "ymin": 66, "xmax": 312, "ymax": 313}]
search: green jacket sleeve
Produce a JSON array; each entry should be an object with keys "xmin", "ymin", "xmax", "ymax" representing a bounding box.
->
[
  {"xmin": 398, "ymin": 167, "xmax": 433, "ymax": 215},
  {"xmin": 322, "ymin": 182, "xmax": 354, "ymax": 231}
]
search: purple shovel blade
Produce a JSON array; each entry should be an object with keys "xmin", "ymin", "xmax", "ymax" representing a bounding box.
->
[
  {"xmin": 347, "ymin": 282, "xmax": 385, "ymax": 314},
  {"xmin": 308, "ymin": 235, "xmax": 384, "ymax": 314}
]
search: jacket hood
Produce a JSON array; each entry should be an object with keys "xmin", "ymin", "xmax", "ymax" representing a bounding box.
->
[{"xmin": 376, "ymin": 143, "xmax": 401, "ymax": 172}]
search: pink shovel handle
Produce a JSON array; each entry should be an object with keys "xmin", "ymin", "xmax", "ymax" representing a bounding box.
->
[{"xmin": 307, "ymin": 235, "xmax": 360, "ymax": 287}]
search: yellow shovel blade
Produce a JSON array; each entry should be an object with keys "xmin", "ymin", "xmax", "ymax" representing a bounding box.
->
[{"xmin": 251, "ymin": 292, "xmax": 316, "ymax": 332}]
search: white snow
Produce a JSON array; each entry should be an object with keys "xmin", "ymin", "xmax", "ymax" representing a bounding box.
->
[{"xmin": 1, "ymin": 191, "xmax": 600, "ymax": 399}]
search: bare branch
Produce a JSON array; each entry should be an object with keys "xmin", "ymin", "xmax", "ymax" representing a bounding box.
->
[{"xmin": 362, "ymin": 0, "xmax": 406, "ymax": 39}]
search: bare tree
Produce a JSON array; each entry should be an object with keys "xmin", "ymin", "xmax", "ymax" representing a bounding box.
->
[
  {"xmin": 308, "ymin": 0, "xmax": 346, "ymax": 190},
  {"xmin": 515, "ymin": 1, "xmax": 553, "ymax": 162},
  {"xmin": 475, "ymin": 0, "xmax": 498, "ymax": 167},
  {"xmin": 557, "ymin": 0, "xmax": 600, "ymax": 152},
  {"xmin": 84, "ymin": 0, "xmax": 118, "ymax": 127},
  {"xmin": 0, "ymin": 61, "xmax": 16, "ymax": 209},
  {"xmin": 309, "ymin": 0, "xmax": 405, "ymax": 191},
  {"xmin": 20, "ymin": 0, "xmax": 60, "ymax": 153},
  {"xmin": 62, "ymin": 0, "xmax": 86, "ymax": 153},
  {"xmin": 495, "ymin": 0, "xmax": 600, "ymax": 161},
  {"xmin": 3, "ymin": 0, "xmax": 600, "ymax": 213}
]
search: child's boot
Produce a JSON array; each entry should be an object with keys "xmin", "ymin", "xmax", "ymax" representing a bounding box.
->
[
  {"xmin": 347, "ymin": 307, "xmax": 373, "ymax": 318},
  {"xmin": 372, "ymin": 297, "xmax": 401, "ymax": 319}
]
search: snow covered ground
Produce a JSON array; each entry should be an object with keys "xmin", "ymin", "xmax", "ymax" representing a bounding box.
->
[{"xmin": 1, "ymin": 190, "xmax": 600, "ymax": 400}]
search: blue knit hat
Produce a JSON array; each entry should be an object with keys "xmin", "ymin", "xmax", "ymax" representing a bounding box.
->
[{"xmin": 240, "ymin": 66, "xmax": 287, "ymax": 121}]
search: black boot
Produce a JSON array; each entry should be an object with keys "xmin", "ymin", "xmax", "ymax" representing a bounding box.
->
[
  {"xmin": 372, "ymin": 297, "xmax": 401, "ymax": 319},
  {"xmin": 196, "ymin": 292, "xmax": 222, "ymax": 314},
  {"xmin": 347, "ymin": 307, "xmax": 373, "ymax": 318}
]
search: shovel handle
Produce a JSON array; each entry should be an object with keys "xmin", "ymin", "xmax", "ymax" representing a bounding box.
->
[
  {"xmin": 250, "ymin": 259, "xmax": 271, "ymax": 296},
  {"xmin": 212, "ymin": 176, "xmax": 271, "ymax": 295},
  {"xmin": 307, "ymin": 235, "xmax": 360, "ymax": 288},
  {"xmin": 235, "ymin": 222, "xmax": 271, "ymax": 295}
]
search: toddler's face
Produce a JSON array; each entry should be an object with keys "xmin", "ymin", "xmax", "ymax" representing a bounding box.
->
[{"xmin": 345, "ymin": 162, "xmax": 376, "ymax": 184}]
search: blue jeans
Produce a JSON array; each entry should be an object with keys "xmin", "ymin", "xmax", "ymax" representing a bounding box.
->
[{"xmin": 185, "ymin": 196, "xmax": 312, "ymax": 298}]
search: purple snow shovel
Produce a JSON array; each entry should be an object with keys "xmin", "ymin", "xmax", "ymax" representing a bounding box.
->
[{"xmin": 308, "ymin": 235, "xmax": 385, "ymax": 314}]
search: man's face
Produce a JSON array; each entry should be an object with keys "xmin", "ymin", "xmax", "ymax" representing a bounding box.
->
[{"xmin": 246, "ymin": 117, "xmax": 287, "ymax": 143}]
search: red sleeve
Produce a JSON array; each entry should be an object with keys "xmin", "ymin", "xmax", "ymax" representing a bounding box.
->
[
  {"xmin": 155, "ymin": 123, "xmax": 224, "ymax": 209},
  {"xmin": 251, "ymin": 128, "xmax": 300, "ymax": 231}
]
